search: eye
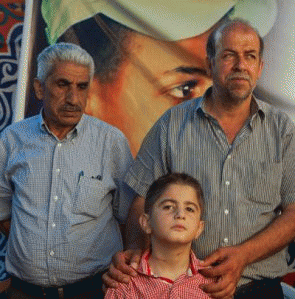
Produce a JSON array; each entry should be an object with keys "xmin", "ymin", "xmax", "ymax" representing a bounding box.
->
[
  {"xmin": 56, "ymin": 79, "xmax": 70, "ymax": 87},
  {"xmin": 165, "ymin": 80, "xmax": 199, "ymax": 101},
  {"xmin": 246, "ymin": 53, "xmax": 257, "ymax": 60},
  {"xmin": 78, "ymin": 83, "xmax": 89, "ymax": 90},
  {"xmin": 223, "ymin": 52, "xmax": 234, "ymax": 59},
  {"xmin": 186, "ymin": 206, "xmax": 196, "ymax": 213},
  {"xmin": 162, "ymin": 204, "xmax": 173, "ymax": 210}
]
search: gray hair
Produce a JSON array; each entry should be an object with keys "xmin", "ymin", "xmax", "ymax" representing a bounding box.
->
[
  {"xmin": 206, "ymin": 18, "xmax": 264, "ymax": 61},
  {"xmin": 36, "ymin": 42, "xmax": 95, "ymax": 82}
]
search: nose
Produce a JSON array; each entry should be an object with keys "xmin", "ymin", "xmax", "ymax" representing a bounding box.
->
[
  {"xmin": 234, "ymin": 55, "xmax": 246, "ymax": 70},
  {"xmin": 66, "ymin": 86, "xmax": 79, "ymax": 104},
  {"xmin": 174, "ymin": 207, "xmax": 185, "ymax": 219}
]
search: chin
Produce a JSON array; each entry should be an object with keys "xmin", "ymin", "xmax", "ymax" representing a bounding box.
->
[{"xmin": 228, "ymin": 90, "xmax": 251, "ymax": 103}]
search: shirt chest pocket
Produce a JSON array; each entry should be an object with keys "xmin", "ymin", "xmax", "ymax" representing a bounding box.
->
[
  {"xmin": 243, "ymin": 160, "xmax": 283, "ymax": 205},
  {"xmin": 71, "ymin": 176, "xmax": 116, "ymax": 225}
]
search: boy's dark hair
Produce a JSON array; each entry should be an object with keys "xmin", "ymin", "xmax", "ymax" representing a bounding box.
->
[{"xmin": 145, "ymin": 173, "xmax": 204, "ymax": 217}]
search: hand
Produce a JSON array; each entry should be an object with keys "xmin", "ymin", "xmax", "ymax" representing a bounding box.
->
[
  {"xmin": 102, "ymin": 249, "xmax": 142, "ymax": 289},
  {"xmin": 199, "ymin": 245, "xmax": 249, "ymax": 298}
]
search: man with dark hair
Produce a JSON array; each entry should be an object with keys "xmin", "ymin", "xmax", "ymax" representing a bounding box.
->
[{"xmin": 104, "ymin": 19, "xmax": 295, "ymax": 299}]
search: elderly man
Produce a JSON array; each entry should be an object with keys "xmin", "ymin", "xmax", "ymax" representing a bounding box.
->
[
  {"xmin": 104, "ymin": 19, "xmax": 295, "ymax": 299},
  {"xmin": 0, "ymin": 42, "xmax": 134, "ymax": 299}
]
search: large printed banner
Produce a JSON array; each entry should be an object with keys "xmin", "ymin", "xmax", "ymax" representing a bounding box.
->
[
  {"xmin": 0, "ymin": 0, "xmax": 24, "ymax": 131},
  {"xmin": 24, "ymin": 0, "xmax": 295, "ymax": 156}
]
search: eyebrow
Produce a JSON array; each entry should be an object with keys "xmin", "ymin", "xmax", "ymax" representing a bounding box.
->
[
  {"xmin": 223, "ymin": 49, "xmax": 258, "ymax": 54},
  {"xmin": 173, "ymin": 66, "xmax": 209, "ymax": 77},
  {"xmin": 159, "ymin": 198, "xmax": 200, "ymax": 209},
  {"xmin": 56, "ymin": 78, "xmax": 89, "ymax": 85}
]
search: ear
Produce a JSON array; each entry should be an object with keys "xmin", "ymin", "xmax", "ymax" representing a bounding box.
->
[
  {"xmin": 206, "ymin": 57, "xmax": 213, "ymax": 77},
  {"xmin": 258, "ymin": 59, "xmax": 264, "ymax": 79},
  {"xmin": 194, "ymin": 220, "xmax": 205, "ymax": 240},
  {"xmin": 33, "ymin": 78, "xmax": 45, "ymax": 101},
  {"xmin": 139, "ymin": 213, "xmax": 152, "ymax": 235}
]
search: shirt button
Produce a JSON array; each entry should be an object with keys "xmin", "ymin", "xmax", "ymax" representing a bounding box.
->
[
  {"xmin": 56, "ymin": 168, "xmax": 60, "ymax": 174},
  {"xmin": 225, "ymin": 181, "xmax": 230, "ymax": 186},
  {"xmin": 52, "ymin": 223, "xmax": 56, "ymax": 228},
  {"xmin": 224, "ymin": 209, "xmax": 229, "ymax": 215},
  {"xmin": 227, "ymin": 155, "xmax": 232, "ymax": 159},
  {"xmin": 53, "ymin": 196, "xmax": 58, "ymax": 201},
  {"xmin": 224, "ymin": 238, "xmax": 229, "ymax": 243},
  {"xmin": 57, "ymin": 143, "xmax": 62, "ymax": 148},
  {"xmin": 49, "ymin": 251, "xmax": 55, "ymax": 256}
]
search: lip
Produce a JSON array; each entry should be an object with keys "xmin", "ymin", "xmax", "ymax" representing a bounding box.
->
[
  {"xmin": 61, "ymin": 109, "xmax": 81, "ymax": 116},
  {"xmin": 171, "ymin": 224, "xmax": 186, "ymax": 230},
  {"xmin": 229, "ymin": 77, "xmax": 249, "ymax": 82}
]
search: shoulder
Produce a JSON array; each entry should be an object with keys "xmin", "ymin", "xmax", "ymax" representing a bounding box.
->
[
  {"xmin": 105, "ymin": 283, "xmax": 130, "ymax": 298},
  {"xmin": 146, "ymin": 98, "xmax": 202, "ymax": 136},
  {"xmin": 82, "ymin": 114, "xmax": 127, "ymax": 140},
  {"xmin": 161, "ymin": 97, "xmax": 202, "ymax": 121},
  {"xmin": 104, "ymin": 275, "xmax": 145, "ymax": 298},
  {"xmin": 256, "ymin": 99, "xmax": 295, "ymax": 134},
  {"xmin": 0, "ymin": 115, "xmax": 40, "ymax": 140}
]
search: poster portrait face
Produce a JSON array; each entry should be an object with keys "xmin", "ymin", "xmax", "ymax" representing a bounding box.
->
[
  {"xmin": 40, "ymin": 0, "xmax": 281, "ymax": 155},
  {"xmin": 82, "ymin": 17, "xmax": 214, "ymax": 154}
]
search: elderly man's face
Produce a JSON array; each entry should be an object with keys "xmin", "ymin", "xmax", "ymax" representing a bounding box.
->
[
  {"xmin": 34, "ymin": 62, "xmax": 91, "ymax": 139},
  {"xmin": 86, "ymin": 29, "xmax": 214, "ymax": 155}
]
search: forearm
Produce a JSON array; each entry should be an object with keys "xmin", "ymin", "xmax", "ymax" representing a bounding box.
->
[
  {"xmin": 200, "ymin": 203, "xmax": 295, "ymax": 298},
  {"xmin": 239, "ymin": 203, "xmax": 295, "ymax": 266},
  {"xmin": 0, "ymin": 219, "xmax": 10, "ymax": 237},
  {"xmin": 125, "ymin": 195, "xmax": 147, "ymax": 250}
]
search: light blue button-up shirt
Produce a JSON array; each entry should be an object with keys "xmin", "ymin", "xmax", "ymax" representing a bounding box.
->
[{"xmin": 0, "ymin": 113, "xmax": 134, "ymax": 287}]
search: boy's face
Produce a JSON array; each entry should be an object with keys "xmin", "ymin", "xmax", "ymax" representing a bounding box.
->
[{"xmin": 140, "ymin": 184, "xmax": 204, "ymax": 246}]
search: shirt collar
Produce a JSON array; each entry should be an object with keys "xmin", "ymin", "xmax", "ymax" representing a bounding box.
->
[
  {"xmin": 138, "ymin": 249, "xmax": 202, "ymax": 278},
  {"xmin": 196, "ymin": 87, "xmax": 265, "ymax": 121},
  {"xmin": 38, "ymin": 109, "xmax": 85, "ymax": 140}
]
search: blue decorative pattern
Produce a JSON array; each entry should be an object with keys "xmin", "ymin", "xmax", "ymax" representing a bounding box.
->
[
  {"xmin": 0, "ymin": 232, "xmax": 8, "ymax": 281},
  {"xmin": 0, "ymin": 22, "xmax": 23, "ymax": 131},
  {"xmin": 0, "ymin": 20, "xmax": 23, "ymax": 283}
]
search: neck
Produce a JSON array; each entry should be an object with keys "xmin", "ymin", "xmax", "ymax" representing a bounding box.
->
[
  {"xmin": 45, "ymin": 122, "xmax": 74, "ymax": 140},
  {"xmin": 209, "ymin": 88, "xmax": 252, "ymax": 118},
  {"xmin": 205, "ymin": 90, "xmax": 253, "ymax": 144},
  {"xmin": 148, "ymin": 241, "xmax": 192, "ymax": 281}
]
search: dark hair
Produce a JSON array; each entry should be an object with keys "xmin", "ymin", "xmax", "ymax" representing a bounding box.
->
[
  {"xmin": 206, "ymin": 18, "xmax": 264, "ymax": 61},
  {"xmin": 145, "ymin": 173, "xmax": 204, "ymax": 217},
  {"xmin": 59, "ymin": 13, "xmax": 132, "ymax": 83}
]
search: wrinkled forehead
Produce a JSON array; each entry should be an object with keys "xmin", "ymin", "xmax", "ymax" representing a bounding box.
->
[{"xmin": 219, "ymin": 23, "xmax": 260, "ymax": 45}]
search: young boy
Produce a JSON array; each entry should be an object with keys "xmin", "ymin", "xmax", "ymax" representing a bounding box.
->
[{"xmin": 105, "ymin": 173, "xmax": 212, "ymax": 298}]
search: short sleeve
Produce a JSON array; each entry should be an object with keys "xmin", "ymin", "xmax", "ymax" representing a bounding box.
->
[
  {"xmin": 0, "ymin": 135, "xmax": 12, "ymax": 220},
  {"xmin": 110, "ymin": 132, "xmax": 136, "ymax": 223},
  {"xmin": 124, "ymin": 113, "xmax": 170, "ymax": 197},
  {"xmin": 280, "ymin": 118, "xmax": 295, "ymax": 208}
]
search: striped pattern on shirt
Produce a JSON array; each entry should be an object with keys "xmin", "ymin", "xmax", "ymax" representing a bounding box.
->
[{"xmin": 124, "ymin": 89, "xmax": 295, "ymax": 286}]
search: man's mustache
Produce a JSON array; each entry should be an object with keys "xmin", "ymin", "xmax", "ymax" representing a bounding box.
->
[
  {"xmin": 60, "ymin": 105, "xmax": 82, "ymax": 112},
  {"xmin": 227, "ymin": 73, "xmax": 251, "ymax": 81}
]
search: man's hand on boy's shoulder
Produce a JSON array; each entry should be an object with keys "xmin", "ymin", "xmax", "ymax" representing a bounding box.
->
[
  {"xmin": 103, "ymin": 249, "xmax": 142, "ymax": 288},
  {"xmin": 199, "ymin": 245, "xmax": 248, "ymax": 299}
]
